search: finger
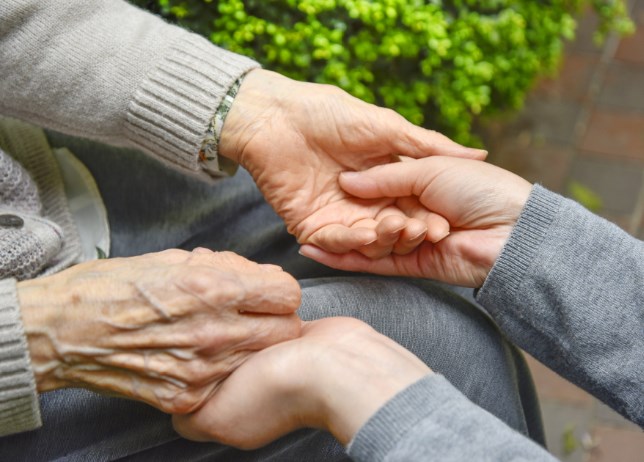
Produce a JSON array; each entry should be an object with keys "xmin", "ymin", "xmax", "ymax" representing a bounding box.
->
[
  {"xmin": 181, "ymin": 267, "xmax": 302, "ymax": 315},
  {"xmin": 173, "ymin": 413, "xmax": 214, "ymax": 442},
  {"xmin": 64, "ymin": 366, "xmax": 215, "ymax": 414},
  {"xmin": 425, "ymin": 213, "xmax": 450, "ymax": 243},
  {"xmin": 385, "ymin": 113, "xmax": 487, "ymax": 160},
  {"xmin": 236, "ymin": 271, "xmax": 303, "ymax": 315},
  {"xmin": 339, "ymin": 160, "xmax": 436, "ymax": 199},
  {"xmin": 172, "ymin": 382, "xmax": 303, "ymax": 449},
  {"xmin": 395, "ymin": 197, "xmax": 450, "ymax": 244},
  {"xmin": 307, "ymin": 224, "xmax": 377, "ymax": 253},
  {"xmin": 90, "ymin": 348, "xmax": 247, "ymax": 386},
  {"xmin": 105, "ymin": 310, "xmax": 301, "ymax": 354},
  {"xmin": 392, "ymin": 219, "xmax": 428, "ymax": 255},
  {"xmin": 237, "ymin": 313, "xmax": 302, "ymax": 351},
  {"xmin": 299, "ymin": 244, "xmax": 401, "ymax": 276},
  {"xmin": 354, "ymin": 215, "xmax": 405, "ymax": 259}
]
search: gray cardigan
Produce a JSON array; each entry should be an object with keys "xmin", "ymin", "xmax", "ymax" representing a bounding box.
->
[
  {"xmin": 0, "ymin": 0, "xmax": 257, "ymax": 436},
  {"xmin": 348, "ymin": 185, "xmax": 644, "ymax": 461}
]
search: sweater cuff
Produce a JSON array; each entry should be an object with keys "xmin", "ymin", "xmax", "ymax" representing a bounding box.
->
[
  {"xmin": 347, "ymin": 374, "xmax": 449, "ymax": 461},
  {"xmin": 347, "ymin": 374, "xmax": 555, "ymax": 461},
  {"xmin": 0, "ymin": 279, "xmax": 41, "ymax": 436},
  {"xmin": 124, "ymin": 33, "xmax": 259, "ymax": 180},
  {"xmin": 477, "ymin": 184, "xmax": 562, "ymax": 301},
  {"xmin": 199, "ymin": 77, "xmax": 243, "ymax": 177}
]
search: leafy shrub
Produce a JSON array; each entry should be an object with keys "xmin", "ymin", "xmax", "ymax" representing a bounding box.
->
[{"xmin": 133, "ymin": 0, "xmax": 632, "ymax": 144}]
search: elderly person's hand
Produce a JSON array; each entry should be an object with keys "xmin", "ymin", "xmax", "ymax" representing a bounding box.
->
[
  {"xmin": 220, "ymin": 69, "xmax": 486, "ymax": 259},
  {"xmin": 172, "ymin": 317, "xmax": 432, "ymax": 448},
  {"xmin": 300, "ymin": 157, "xmax": 532, "ymax": 287},
  {"xmin": 17, "ymin": 248, "xmax": 301, "ymax": 414}
]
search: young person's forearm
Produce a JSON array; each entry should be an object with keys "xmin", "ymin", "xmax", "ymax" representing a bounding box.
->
[
  {"xmin": 477, "ymin": 185, "xmax": 644, "ymax": 426},
  {"xmin": 348, "ymin": 375, "xmax": 556, "ymax": 462}
]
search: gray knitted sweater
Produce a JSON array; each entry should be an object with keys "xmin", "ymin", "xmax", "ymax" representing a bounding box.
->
[
  {"xmin": 348, "ymin": 185, "xmax": 644, "ymax": 461},
  {"xmin": 0, "ymin": 0, "xmax": 257, "ymax": 436}
]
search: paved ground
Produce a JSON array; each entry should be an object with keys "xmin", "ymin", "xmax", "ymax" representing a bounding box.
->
[{"xmin": 481, "ymin": 2, "xmax": 644, "ymax": 460}]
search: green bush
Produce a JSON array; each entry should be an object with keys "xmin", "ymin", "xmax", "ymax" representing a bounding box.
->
[{"xmin": 133, "ymin": 0, "xmax": 632, "ymax": 145}]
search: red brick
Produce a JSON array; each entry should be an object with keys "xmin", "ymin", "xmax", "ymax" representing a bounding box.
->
[
  {"xmin": 616, "ymin": 27, "xmax": 644, "ymax": 64},
  {"xmin": 567, "ymin": 9, "xmax": 603, "ymax": 55},
  {"xmin": 535, "ymin": 52, "xmax": 599, "ymax": 102},
  {"xmin": 615, "ymin": 4, "xmax": 644, "ymax": 64},
  {"xmin": 580, "ymin": 110, "xmax": 644, "ymax": 161},
  {"xmin": 589, "ymin": 426, "xmax": 644, "ymax": 462},
  {"xmin": 598, "ymin": 62, "xmax": 644, "ymax": 111},
  {"xmin": 489, "ymin": 142, "xmax": 574, "ymax": 194}
]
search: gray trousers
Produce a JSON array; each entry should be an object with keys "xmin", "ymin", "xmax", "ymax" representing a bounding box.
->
[{"xmin": 0, "ymin": 135, "xmax": 544, "ymax": 461}]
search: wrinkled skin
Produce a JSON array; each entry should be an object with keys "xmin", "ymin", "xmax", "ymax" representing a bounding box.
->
[
  {"xmin": 18, "ymin": 248, "xmax": 302, "ymax": 414},
  {"xmin": 173, "ymin": 317, "xmax": 431, "ymax": 448},
  {"xmin": 220, "ymin": 69, "xmax": 487, "ymax": 259},
  {"xmin": 300, "ymin": 156, "xmax": 532, "ymax": 287}
]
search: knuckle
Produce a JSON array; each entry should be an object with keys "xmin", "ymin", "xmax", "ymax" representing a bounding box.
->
[
  {"xmin": 165, "ymin": 388, "xmax": 207, "ymax": 414},
  {"xmin": 190, "ymin": 322, "xmax": 224, "ymax": 347},
  {"xmin": 184, "ymin": 361, "xmax": 219, "ymax": 385},
  {"xmin": 158, "ymin": 248, "xmax": 190, "ymax": 262},
  {"xmin": 181, "ymin": 268, "xmax": 243, "ymax": 302}
]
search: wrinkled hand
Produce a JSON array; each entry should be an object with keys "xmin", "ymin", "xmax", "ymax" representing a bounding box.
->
[
  {"xmin": 18, "ymin": 248, "xmax": 301, "ymax": 414},
  {"xmin": 300, "ymin": 157, "xmax": 532, "ymax": 287},
  {"xmin": 173, "ymin": 317, "xmax": 431, "ymax": 449},
  {"xmin": 220, "ymin": 69, "xmax": 486, "ymax": 258}
]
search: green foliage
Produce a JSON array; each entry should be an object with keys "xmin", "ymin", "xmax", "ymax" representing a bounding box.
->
[{"xmin": 133, "ymin": 0, "xmax": 632, "ymax": 144}]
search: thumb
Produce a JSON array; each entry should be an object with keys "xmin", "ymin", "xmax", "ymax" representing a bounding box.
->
[
  {"xmin": 386, "ymin": 113, "xmax": 487, "ymax": 160},
  {"xmin": 339, "ymin": 159, "xmax": 435, "ymax": 199}
]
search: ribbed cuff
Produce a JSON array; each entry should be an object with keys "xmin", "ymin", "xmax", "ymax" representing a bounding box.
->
[
  {"xmin": 347, "ymin": 374, "xmax": 445, "ymax": 461},
  {"xmin": 477, "ymin": 185, "xmax": 562, "ymax": 299},
  {"xmin": 125, "ymin": 33, "xmax": 259, "ymax": 180},
  {"xmin": 0, "ymin": 279, "xmax": 41, "ymax": 436}
]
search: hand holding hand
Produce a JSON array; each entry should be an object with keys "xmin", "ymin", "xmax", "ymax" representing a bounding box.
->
[
  {"xmin": 18, "ymin": 248, "xmax": 301, "ymax": 414},
  {"xmin": 220, "ymin": 69, "xmax": 487, "ymax": 258},
  {"xmin": 172, "ymin": 317, "xmax": 431, "ymax": 448},
  {"xmin": 300, "ymin": 157, "xmax": 532, "ymax": 287}
]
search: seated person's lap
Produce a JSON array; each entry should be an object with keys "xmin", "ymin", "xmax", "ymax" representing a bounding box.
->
[{"xmin": 0, "ymin": 135, "xmax": 543, "ymax": 460}]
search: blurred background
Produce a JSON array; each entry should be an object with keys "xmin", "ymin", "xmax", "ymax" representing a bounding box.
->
[
  {"xmin": 134, "ymin": 1, "xmax": 643, "ymax": 460},
  {"xmin": 483, "ymin": 3, "xmax": 644, "ymax": 461}
]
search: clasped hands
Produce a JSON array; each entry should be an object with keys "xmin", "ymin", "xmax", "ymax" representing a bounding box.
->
[
  {"xmin": 170, "ymin": 70, "xmax": 532, "ymax": 447},
  {"xmin": 17, "ymin": 68, "xmax": 532, "ymax": 448},
  {"xmin": 221, "ymin": 69, "xmax": 530, "ymax": 288}
]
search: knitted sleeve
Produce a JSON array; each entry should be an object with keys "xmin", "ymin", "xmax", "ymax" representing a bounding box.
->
[
  {"xmin": 477, "ymin": 185, "xmax": 644, "ymax": 425},
  {"xmin": 0, "ymin": 279, "xmax": 41, "ymax": 436},
  {"xmin": 348, "ymin": 375, "xmax": 555, "ymax": 462},
  {"xmin": 0, "ymin": 145, "xmax": 74, "ymax": 436},
  {"xmin": 0, "ymin": 0, "xmax": 259, "ymax": 180}
]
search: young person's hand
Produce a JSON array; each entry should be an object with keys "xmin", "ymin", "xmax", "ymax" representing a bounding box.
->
[
  {"xmin": 172, "ymin": 317, "xmax": 432, "ymax": 448},
  {"xmin": 220, "ymin": 69, "xmax": 486, "ymax": 259},
  {"xmin": 300, "ymin": 157, "xmax": 532, "ymax": 287},
  {"xmin": 18, "ymin": 248, "xmax": 301, "ymax": 414}
]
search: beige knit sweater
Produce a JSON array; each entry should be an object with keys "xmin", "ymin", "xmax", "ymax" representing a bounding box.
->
[{"xmin": 0, "ymin": 0, "xmax": 259, "ymax": 436}]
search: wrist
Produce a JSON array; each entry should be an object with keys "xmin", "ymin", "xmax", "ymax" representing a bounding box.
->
[
  {"xmin": 218, "ymin": 69, "xmax": 290, "ymax": 166},
  {"xmin": 17, "ymin": 279, "xmax": 68, "ymax": 392},
  {"xmin": 308, "ymin": 325, "xmax": 432, "ymax": 445}
]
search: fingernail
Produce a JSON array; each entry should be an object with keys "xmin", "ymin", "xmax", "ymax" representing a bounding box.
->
[
  {"xmin": 430, "ymin": 231, "xmax": 450, "ymax": 243},
  {"xmin": 409, "ymin": 230, "xmax": 427, "ymax": 241}
]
